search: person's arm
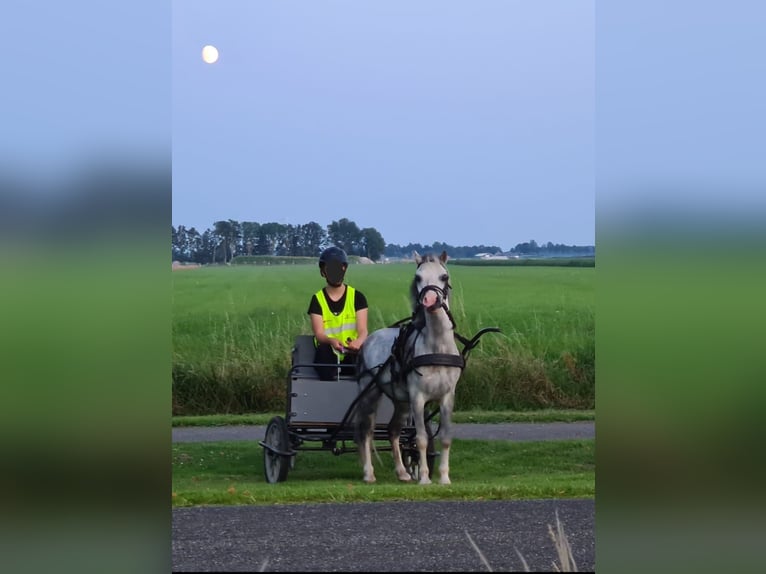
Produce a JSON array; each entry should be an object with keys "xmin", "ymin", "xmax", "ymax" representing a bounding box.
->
[
  {"xmin": 310, "ymin": 313, "xmax": 346, "ymax": 353},
  {"xmin": 345, "ymin": 307, "xmax": 368, "ymax": 352}
]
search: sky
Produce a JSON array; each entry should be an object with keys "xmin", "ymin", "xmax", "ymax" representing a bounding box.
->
[{"xmin": 171, "ymin": 1, "xmax": 595, "ymax": 250}]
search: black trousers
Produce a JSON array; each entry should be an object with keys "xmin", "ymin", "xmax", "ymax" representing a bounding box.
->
[{"xmin": 314, "ymin": 343, "xmax": 357, "ymax": 380}]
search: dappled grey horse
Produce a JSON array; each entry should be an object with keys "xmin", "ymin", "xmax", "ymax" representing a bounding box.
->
[{"xmin": 354, "ymin": 251, "xmax": 466, "ymax": 485}]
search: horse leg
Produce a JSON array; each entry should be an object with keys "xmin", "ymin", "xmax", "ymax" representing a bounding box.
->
[
  {"xmin": 388, "ymin": 402, "xmax": 412, "ymax": 482},
  {"xmin": 360, "ymin": 414, "xmax": 377, "ymax": 483},
  {"xmin": 410, "ymin": 394, "xmax": 432, "ymax": 485},
  {"xmin": 437, "ymin": 394, "xmax": 455, "ymax": 485},
  {"xmin": 355, "ymin": 387, "xmax": 381, "ymax": 484}
]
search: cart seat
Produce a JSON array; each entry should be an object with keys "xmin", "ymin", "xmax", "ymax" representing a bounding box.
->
[{"xmin": 291, "ymin": 335, "xmax": 356, "ymax": 380}]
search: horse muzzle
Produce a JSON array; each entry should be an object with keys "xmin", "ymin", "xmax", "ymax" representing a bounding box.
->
[{"xmin": 419, "ymin": 285, "xmax": 447, "ymax": 312}]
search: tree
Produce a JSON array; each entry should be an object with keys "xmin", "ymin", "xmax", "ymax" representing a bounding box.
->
[
  {"xmin": 212, "ymin": 219, "xmax": 241, "ymax": 264},
  {"xmin": 327, "ymin": 218, "xmax": 363, "ymax": 255},
  {"xmin": 296, "ymin": 221, "xmax": 327, "ymax": 257},
  {"xmin": 283, "ymin": 224, "xmax": 300, "ymax": 256},
  {"xmin": 196, "ymin": 229, "xmax": 215, "ymax": 264},
  {"xmin": 241, "ymin": 221, "xmax": 261, "ymax": 256},
  {"xmin": 185, "ymin": 227, "xmax": 203, "ymax": 262},
  {"xmin": 254, "ymin": 222, "xmax": 286, "ymax": 256},
  {"xmin": 360, "ymin": 227, "xmax": 386, "ymax": 261},
  {"xmin": 171, "ymin": 225, "xmax": 182, "ymax": 261}
]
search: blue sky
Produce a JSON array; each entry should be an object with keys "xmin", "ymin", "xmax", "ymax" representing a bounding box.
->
[{"xmin": 171, "ymin": 1, "xmax": 595, "ymax": 250}]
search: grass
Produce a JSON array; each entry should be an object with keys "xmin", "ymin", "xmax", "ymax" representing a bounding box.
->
[
  {"xmin": 171, "ymin": 438, "xmax": 594, "ymax": 507},
  {"xmin": 172, "ymin": 263, "xmax": 594, "ymax": 414},
  {"xmin": 172, "ymin": 409, "xmax": 595, "ymax": 427},
  {"xmin": 463, "ymin": 509, "xmax": 580, "ymax": 572}
]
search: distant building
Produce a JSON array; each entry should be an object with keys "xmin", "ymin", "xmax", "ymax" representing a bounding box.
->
[{"xmin": 474, "ymin": 252, "xmax": 509, "ymax": 260}]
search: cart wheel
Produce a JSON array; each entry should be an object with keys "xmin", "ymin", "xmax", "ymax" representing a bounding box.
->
[
  {"xmin": 403, "ymin": 434, "xmax": 437, "ymax": 481},
  {"xmin": 263, "ymin": 416, "xmax": 290, "ymax": 483},
  {"xmin": 425, "ymin": 420, "xmax": 438, "ymax": 478},
  {"xmin": 403, "ymin": 449, "xmax": 416, "ymax": 479},
  {"xmin": 422, "ymin": 433, "xmax": 437, "ymax": 479},
  {"xmin": 426, "ymin": 448, "xmax": 437, "ymax": 477}
]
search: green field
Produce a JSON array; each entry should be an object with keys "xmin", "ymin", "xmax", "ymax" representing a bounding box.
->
[{"xmin": 172, "ymin": 261, "xmax": 594, "ymax": 415}]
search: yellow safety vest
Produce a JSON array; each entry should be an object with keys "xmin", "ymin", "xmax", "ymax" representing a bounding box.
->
[{"xmin": 314, "ymin": 285, "xmax": 358, "ymax": 358}]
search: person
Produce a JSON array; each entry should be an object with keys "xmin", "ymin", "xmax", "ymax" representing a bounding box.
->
[{"xmin": 307, "ymin": 246, "xmax": 369, "ymax": 380}]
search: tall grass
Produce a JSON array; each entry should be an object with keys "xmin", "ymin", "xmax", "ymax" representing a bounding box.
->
[
  {"xmin": 172, "ymin": 262, "xmax": 594, "ymax": 415},
  {"xmin": 466, "ymin": 510, "xmax": 579, "ymax": 572}
]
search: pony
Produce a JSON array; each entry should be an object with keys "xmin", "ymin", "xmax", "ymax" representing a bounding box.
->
[{"xmin": 354, "ymin": 251, "xmax": 465, "ymax": 485}]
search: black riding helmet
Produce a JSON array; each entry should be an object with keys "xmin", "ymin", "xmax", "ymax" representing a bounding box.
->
[
  {"xmin": 319, "ymin": 246, "xmax": 348, "ymax": 286},
  {"xmin": 318, "ymin": 246, "xmax": 348, "ymax": 267}
]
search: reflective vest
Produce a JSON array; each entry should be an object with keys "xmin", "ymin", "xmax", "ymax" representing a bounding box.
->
[{"xmin": 314, "ymin": 285, "xmax": 358, "ymax": 358}]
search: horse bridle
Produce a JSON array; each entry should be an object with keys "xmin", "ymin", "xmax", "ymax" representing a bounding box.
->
[{"xmin": 417, "ymin": 284, "xmax": 450, "ymax": 312}]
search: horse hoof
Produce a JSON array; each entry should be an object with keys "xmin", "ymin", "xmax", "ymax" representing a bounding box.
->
[
  {"xmin": 363, "ymin": 476, "xmax": 376, "ymax": 484},
  {"xmin": 396, "ymin": 471, "xmax": 412, "ymax": 482},
  {"xmin": 418, "ymin": 477, "xmax": 432, "ymax": 485},
  {"xmin": 439, "ymin": 477, "xmax": 451, "ymax": 485}
]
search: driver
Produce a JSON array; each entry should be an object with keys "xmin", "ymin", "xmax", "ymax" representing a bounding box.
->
[{"xmin": 307, "ymin": 246, "xmax": 369, "ymax": 380}]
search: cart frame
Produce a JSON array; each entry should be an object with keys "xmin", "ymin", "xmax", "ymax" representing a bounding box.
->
[{"xmin": 258, "ymin": 335, "xmax": 438, "ymax": 483}]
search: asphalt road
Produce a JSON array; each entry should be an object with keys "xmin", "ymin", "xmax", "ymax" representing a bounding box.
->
[
  {"xmin": 172, "ymin": 421, "xmax": 595, "ymax": 444},
  {"xmin": 173, "ymin": 499, "xmax": 595, "ymax": 572}
]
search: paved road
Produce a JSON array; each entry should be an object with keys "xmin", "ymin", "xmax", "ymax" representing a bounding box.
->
[
  {"xmin": 173, "ymin": 498, "xmax": 595, "ymax": 572},
  {"xmin": 172, "ymin": 421, "xmax": 595, "ymax": 443}
]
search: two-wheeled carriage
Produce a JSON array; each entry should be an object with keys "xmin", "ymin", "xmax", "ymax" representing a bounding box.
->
[{"xmin": 258, "ymin": 335, "xmax": 438, "ymax": 483}]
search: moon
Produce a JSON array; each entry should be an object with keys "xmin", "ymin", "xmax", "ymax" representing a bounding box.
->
[{"xmin": 201, "ymin": 45, "xmax": 219, "ymax": 64}]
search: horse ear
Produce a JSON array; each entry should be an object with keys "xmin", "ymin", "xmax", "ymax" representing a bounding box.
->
[
  {"xmin": 413, "ymin": 251, "xmax": 422, "ymax": 265},
  {"xmin": 440, "ymin": 250, "xmax": 449, "ymax": 264}
]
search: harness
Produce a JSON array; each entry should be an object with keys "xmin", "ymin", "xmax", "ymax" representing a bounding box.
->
[{"xmin": 361, "ymin": 284, "xmax": 501, "ymax": 403}]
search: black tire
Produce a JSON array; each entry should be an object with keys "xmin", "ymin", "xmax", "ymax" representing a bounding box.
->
[
  {"xmin": 425, "ymin": 419, "xmax": 438, "ymax": 477},
  {"xmin": 425, "ymin": 433, "xmax": 437, "ymax": 478},
  {"xmin": 403, "ymin": 432, "xmax": 438, "ymax": 481},
  {"xmin": 263, "ymin": 416, "xmax": 290, "ymax": 483},
  {"xmin": 426, "ymin": 452, "xmax": 437, "ymax": 478}
]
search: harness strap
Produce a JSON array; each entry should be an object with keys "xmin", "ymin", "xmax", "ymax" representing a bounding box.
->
[{"xmin": 410, "ymin": 353, "xmax": 465, "ymax": 369}]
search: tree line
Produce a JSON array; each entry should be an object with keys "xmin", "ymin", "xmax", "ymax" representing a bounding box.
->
[
  {"xmin": 171, "ymin": 218, "xmax": 593, "ymax": 264},
  {"xmin": 172, "ymin": 218, "xmax": 386, "ymax": 264}
]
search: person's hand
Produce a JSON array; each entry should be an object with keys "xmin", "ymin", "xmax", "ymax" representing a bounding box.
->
[
  {"xmin": 344, "ymin": 338, "xmax": 361, "ymax": 353},
  {"xmin": 331, "ymin": 339, "xmax": 346, "ymax": 353}
]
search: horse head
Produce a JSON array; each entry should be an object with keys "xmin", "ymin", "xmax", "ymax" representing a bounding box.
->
[{"xmin": 410, "ymin": 250, "xmax": 452, "ymax": 314}]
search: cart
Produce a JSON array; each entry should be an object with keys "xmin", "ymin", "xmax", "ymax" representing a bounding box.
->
[{"xmin": 258, "ymin": 335, "xmax": 438, "ymax": 483}]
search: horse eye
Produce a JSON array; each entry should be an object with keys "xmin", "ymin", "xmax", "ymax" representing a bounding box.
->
[{"xmin": 440, "ymin": 274, "xmax": 449, "ymax": 282}]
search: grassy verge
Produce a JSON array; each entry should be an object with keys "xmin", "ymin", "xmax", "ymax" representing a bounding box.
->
[
  {"xmin": 172, "ymin": 438, "xmax": 594, "ymax": 507},
  {"xmin": 172, "ymin": 409, "xmax": 595, "ymax": 427}
]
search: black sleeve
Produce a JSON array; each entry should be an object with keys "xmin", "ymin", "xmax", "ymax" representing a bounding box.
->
[
  {"xmin": 307, "ymin": 294, "xmax": 322, "ymax": 315},
  {"xmin": 354, "ymin": 289, "xmax": 368, "ymax": 311}
]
